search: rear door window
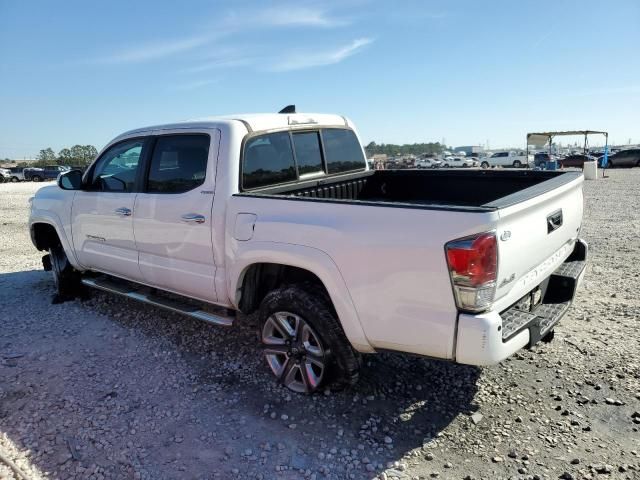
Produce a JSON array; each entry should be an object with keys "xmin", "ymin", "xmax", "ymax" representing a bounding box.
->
[
  {"xmin": 242, "ymin": 132, "xmax": 296, "ymax": 189},
  {"xmin": 147, "ymin": 134, "xmax": 210, "ymax": 194},
  {"xmin": 322, "ymin": 129, "xmax": 365, "ymax": 173}
]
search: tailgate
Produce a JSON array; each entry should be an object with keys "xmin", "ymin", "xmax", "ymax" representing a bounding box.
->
[{"xmin": 492, "ymin": 173, "xmax": 584, "ymax": 311}]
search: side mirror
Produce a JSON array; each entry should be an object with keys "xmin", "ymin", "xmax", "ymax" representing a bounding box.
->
[{"xmin": 57, "ymin": 169, "xmax": 83, "ymax": 190}]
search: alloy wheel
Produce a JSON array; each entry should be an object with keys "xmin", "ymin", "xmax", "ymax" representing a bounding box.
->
[{"xmin": 262, "ymin": 311, "xmax": 327, "ymax": 393}]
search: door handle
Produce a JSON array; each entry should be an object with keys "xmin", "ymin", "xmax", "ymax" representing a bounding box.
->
[
  {"xmin": 181, "ymin": 213, "xmax": 206, "ymax": 224},
  {"xmin": 115, "ymin": 207, "xmax": 132, "ymax": 216}
]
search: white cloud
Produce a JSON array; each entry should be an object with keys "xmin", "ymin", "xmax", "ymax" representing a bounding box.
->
[
  {"xmin": 172, "ymin": 78, "xmax": 219, "ymax": 91},
  {"xmin": 184, "ymin": 57, "xmax": 254, "ymax": 74},
  {"xmin": 223, "ymin": 5, "xmax": 349, "ymax": 29},
  {"xmin": 270, "ymin": 37, "xmax": 373, "ymax": 72},
  {"xmin": 90, "ymin": 5, "xmax": 353, "ymax": 66},
  {"xmin": 254, "ymin": 6, "xmax": 349, "ymax": 27},
  {"xmin": 94, "ymin": 34, "xmax": 218, "ymax": 64}
]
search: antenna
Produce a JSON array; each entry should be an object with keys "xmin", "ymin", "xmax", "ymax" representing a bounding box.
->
[{"xmin": 278, "ymin": 105, "xmax": 296, "ymax": 114}]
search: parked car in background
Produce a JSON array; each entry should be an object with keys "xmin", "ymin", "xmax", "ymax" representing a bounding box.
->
[
  {"xmin": 534, "ymin": 153, "xmax": 553, "ymax": 168},
  {"xmin": 7, "ymin": 167, "xmax": 26, "ymax": 182},
  {"xmin": 482, "ymin": 151, "xmax": 533, "ymax": 169},
  {"xmin": 442, "ymin": 157, "xmax": 478, "ymax": 168},
  {"xmin": 0, "ymin": 168, "xmax": 11, "ymax": 183},
  {"xmin": 415, "ymin": 158, "xmax": 442, "ymax": 169},
  {"xmin": 559, "ymin": 154, "xmax": 597, "ymax": 168},
  {"xmin": 24, "ymin": 165, "xmax": 70, "ymax": 182},
  {"xmin": 607, "ymin": 148, "xmax": 640, "ymax": 168}
]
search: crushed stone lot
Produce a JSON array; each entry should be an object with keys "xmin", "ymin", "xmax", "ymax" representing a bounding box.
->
[{"xmin": 0, "ymin": 173, "xmax": 638, "ymax": 480}]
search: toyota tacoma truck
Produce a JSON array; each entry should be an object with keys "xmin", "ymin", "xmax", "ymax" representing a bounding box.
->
[{"xmin": 28, "ymin": 108, "xmax": 587, "ymax": 393}]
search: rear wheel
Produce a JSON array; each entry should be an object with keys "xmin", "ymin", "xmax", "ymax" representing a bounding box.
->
[
  {"xmin": 11, "ymin": 176, "xmax": 18, "ymax": 183},
  {"xmin": 259, "ymin": 284, "xmax": 360, "ymax": 394},
  {"xmin": 49, "ymin": 244, "xmax": 81, "ymax": 297},
  {"xmin": 443, "ymin": 163, "xmax": 450, "ymax": 168},
  {"xmin": 32, "ymin": 175, "xmax": 42, "ymax": 182},
  {"xmin": 512, "ymin": 160, "xmax": 522, "ymax": 168}
]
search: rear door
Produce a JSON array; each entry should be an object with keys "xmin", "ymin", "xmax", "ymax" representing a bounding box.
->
[
  {"xmin": 71, "ymin": 138, "xmax": 148, "ymax": 280},
  {"xmin": 134, "ymin": 130, "xmax": 219, "ymax": 302}
]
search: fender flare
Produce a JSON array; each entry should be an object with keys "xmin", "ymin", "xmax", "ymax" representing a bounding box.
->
[
  {"xmin": 228, "ymin": 241, "xmax": 374, "ymax": 353},
  {"xmin": 29, "ymin": 210, "xmax": 83, "ymax": 271}
]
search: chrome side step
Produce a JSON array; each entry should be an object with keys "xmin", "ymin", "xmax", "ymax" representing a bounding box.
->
[{"xmin": 81, "ymin": 277, "xmax": 234, "ymax": 327}]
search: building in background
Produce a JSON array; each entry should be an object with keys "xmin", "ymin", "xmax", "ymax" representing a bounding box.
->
[{"xmin": 454, "ymin": 146, "xmax": 484, "ymax": 156}]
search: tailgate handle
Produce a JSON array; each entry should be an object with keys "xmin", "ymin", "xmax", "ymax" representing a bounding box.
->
[{"xmin": 547, "ymin": 209, "xmax": 563, "ymax": 233}]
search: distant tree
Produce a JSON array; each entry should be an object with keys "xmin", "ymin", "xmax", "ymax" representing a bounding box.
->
[
  {"xmin": 36, "ymin": 148, "xmax": 57, "ymax": 164},
  {"xmin": 364, "ymin": 141, "xmax": 446, "ymax": 157},
  {"xmin": 58, "ymin": 148, "xmax": 73, "ymax": 164},
  {"xmin": 57, "ymin": 145, "xmax": 98, "ymax": 166}
]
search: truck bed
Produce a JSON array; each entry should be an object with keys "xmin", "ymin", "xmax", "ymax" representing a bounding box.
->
[{"xmin": 245, "ymin": 169, "xmax": 581, "ymax": 211}]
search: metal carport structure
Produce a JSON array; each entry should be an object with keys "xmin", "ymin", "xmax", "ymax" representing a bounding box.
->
[{"xmin": 526, "ymin": 130, "xmax": 609, "ymax": 168}]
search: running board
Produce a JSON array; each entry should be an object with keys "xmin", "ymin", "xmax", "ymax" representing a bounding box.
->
[{"xmin": 81, "ymin": 277, "xmax": 234, "ymax": 327}]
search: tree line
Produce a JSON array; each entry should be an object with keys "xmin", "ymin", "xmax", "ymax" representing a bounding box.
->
[
  {"xmin": 15, "ymin": 145, "xmax": 99, "ymax": 167},
  {"xmin": 364, "ymin": 141, "xmax": 446, "ymax": 157}
]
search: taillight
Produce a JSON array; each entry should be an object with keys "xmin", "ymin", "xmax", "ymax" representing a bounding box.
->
[{"xmin": 445, "ymin": 232, "xmax": 497, "ymax": 312}]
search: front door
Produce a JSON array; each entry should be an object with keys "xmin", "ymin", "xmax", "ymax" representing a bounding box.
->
[
  {"xmin": 71, "ymin": 138, "xmax": 147, "ymax": 281},
  {"xmin": 134, "ymin": 132, "xmax": 218, "ymax": 302}
]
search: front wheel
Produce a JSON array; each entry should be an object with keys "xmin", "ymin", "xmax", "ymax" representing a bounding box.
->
[
  {"xmin": 481, "ymin": 161, "xmax": 489, "ymax": 169},
  {"xmin": 512, "ymin": 160, "xmax": 522, "ymax": 168},
  {"xmin": 443, "ymin": 163, "xmax": 450, "ymax": 168},
  {"xmin": 49, "ymin": 244, "xmax": 81, "ymax": 297},
  {"xmin": 32, "ymin": 175, "xmax": 42, "ymax": 182},
  {"xmin": 259, "ymin": 284, "xmax": 360, "ymax": 394}
]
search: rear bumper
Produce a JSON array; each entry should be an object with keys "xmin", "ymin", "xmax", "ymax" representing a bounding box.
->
[{"xmin": 455, "ymin": 238, "xmax": 587, "ymax": 366}]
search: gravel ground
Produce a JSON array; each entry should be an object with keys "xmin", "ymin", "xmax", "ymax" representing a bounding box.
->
[{"xmin": 0, "ymin": 173, "xmax": 638, "ymax": 480}]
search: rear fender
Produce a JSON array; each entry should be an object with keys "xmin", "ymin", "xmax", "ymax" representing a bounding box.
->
[{"xmin": 228, "ymin": 241, "xmax": 374, "ymax": 353}]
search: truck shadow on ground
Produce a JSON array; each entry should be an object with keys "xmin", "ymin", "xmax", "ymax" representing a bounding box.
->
[{"xmin": 0, "ymin": 270, "xmax": 482, "ymax": 479}]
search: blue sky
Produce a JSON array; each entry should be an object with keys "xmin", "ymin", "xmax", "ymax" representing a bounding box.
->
[{"xmin": 1, "ymin": 0, "xmax": 639, "ymax": 158}]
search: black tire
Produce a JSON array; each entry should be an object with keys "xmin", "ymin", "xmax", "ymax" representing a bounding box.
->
[
  {"xmin": 49, "ymin": 244, "xmax": 81, "ymax": 297},
  {"xmin": 513, "ymin": 160, "xmax": 522, "ymax": 168},
  {"xmin": 10, "ymin": 176, "xmax": 18, "ymax": 182},
  {"xmin": 258, "ymin": 283, "xmax": 361, "ymax": 393},
  {"xmin": 481, "ymin": 161, "xmax": 489, "ymax": 169},
  {"xmin": 32, "ymin": 175, "xmax": 42, "ymax": 182},
  {"xmin": 443, "ymin": 163, "xmax": 450, "ymax": 168}
]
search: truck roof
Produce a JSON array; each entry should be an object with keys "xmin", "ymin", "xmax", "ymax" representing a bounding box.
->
[{"xmin": 117, "ymin": 113, "xmax": 352, "ymax": 139}]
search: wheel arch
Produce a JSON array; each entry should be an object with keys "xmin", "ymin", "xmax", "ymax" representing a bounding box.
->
[
  {"xmin": 229, "ymin": 242, "xmax": 374, "ymax": 353},
  {"xmin": 31, "ymin": 222, "xmax": 60, "ymax": 251},
  {"xmin": 29, "ymin": 217, "xmax": 82, "ymax": 270}
]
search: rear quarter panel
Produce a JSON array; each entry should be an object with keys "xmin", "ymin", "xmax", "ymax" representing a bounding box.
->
[{"xmin": 226, "ymin": 195, "xmax": 497, "ymax": 358}]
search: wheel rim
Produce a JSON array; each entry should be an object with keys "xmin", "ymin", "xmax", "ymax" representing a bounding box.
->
[
  {"xmin": 262, "ymin": 311, "xmax": 326, "ymax": 393},
  {"xmin": 49, "ymin": 248, "xmax": 62, "ymax": 289}
]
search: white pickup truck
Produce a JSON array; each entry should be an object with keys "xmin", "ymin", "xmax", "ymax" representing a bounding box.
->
[
  {"xmin": 482, "ymin": 151, "xmax": 534, "ymax": 169},
  {"xmin": 29, "ymin": 110, "xmax": 588, "ymax": 394}
]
